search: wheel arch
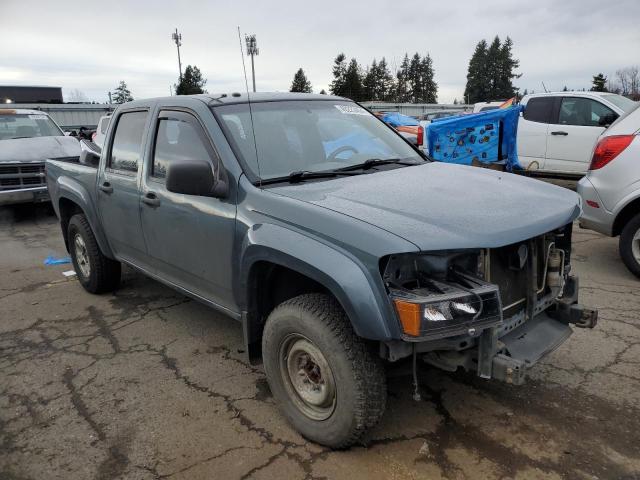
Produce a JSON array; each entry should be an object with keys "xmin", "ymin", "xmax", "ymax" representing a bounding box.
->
[
  {"xmin": 238, "ymin": 224, "xmax": 397, "ymax": 363},
  {"xmin": 613, "ymin": 196, "xmax": 640, "ymax": 237}
]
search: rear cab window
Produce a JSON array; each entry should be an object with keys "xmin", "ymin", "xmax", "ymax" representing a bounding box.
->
[{"xmin": 108, "ymin": 111, "xmax": 148, "ymax": 175}]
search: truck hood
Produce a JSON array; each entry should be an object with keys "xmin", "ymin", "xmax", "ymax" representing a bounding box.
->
[
  {"xmin": 272, "ymin": 162, "xmax": 581, "ymax": 251},
  {"xmin": 0, "ymin": 136, "xmax": 80, "ymax": 163}
]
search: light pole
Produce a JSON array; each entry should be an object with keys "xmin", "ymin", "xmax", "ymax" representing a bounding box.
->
[
  {"xmin": 245, "ymin": 34, "xmax": 258, "ymax": 92},
  {"xmin": 172, "ymin": 28, "xmax": 183, "ymax": 82}
]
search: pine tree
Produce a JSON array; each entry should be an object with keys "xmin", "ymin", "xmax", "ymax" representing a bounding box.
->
[
  {"xmin": 362, "ymin": 59, "xmax": 378, "ymax": 101},
  {"xmin": 420, "ymin": 54, "xmax": 438, "ymax": 103},
  {"xmin": 112, "ymin": 81, "xmax": 133, "ymax": 104},
  {"xmin": 495, "ymin": 36, "xmax": 520, "ymax": 98},
  {"xmin": 175, "ymin": 65, "xmax": 207, "ymax": 95},
  {"xmin": 408, "ymin": 53, "xmax": 422, "ymax": 102},
  {"xmin": 319, "ymin": 89, "xmax": 327, "ymax": 95},
  {"xmin": 395, "ymin": 54, "xmax": 411, "ymax": 103},
  {"xmin": 329, "ymin": 53, "xmax": 347, "ymax": 96},
  {"xmin": 464, "ymin": 40, "xmax": 489, "ymax": 103},
  {"xmin": 485, "ymin": 36, "xmax": 502, "ymax": 99},
  {"xmin": 377, "ymin": 58, "xmax": 395, "ymax": 101},
  {"xmin": 591, "ymin": 73, "xmax": 607, "ymax": 92},
  {"xmin": 342, "ymin": 58, "xmax": 363, "ymax": 101},
  {"xmin": 290, "ymin": 68, "xmax": 312, "ymax": 93}
]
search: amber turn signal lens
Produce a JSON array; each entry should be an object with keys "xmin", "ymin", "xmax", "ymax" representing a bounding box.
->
[{"xmin": 393, "ymin": 299, "xmax": 421, "ymax": 336}]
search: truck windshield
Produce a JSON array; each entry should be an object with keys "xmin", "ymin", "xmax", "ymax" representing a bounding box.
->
[
  {"xmin": 0, "ymin": 113, "xmax": 63, "ymax": 141},
  {"xmin": 214, "ymin": 101, "xmax": 423, "ymax": 181}
]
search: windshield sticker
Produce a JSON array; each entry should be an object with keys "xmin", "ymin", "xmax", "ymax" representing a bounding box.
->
[
  {"xmin": 28, "ymin": 115, "xmax": 48, "ymax": 120},
  {"xmin": 334, "ymin": 105, "xmax": 369, "ymax": 116}
]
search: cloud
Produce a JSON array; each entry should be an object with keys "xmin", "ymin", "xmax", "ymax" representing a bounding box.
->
[{"xmin": 1, "ymin": 0, "xmax": 638, "ymax": 103}]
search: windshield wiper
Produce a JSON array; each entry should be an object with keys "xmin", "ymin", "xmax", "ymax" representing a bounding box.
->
[
  {"xmin": 337, "ymin": 158, "xmax": 423, "ymax": 172},
  {"xmin": 259, "ymin": 170, "xmax": 361, "ymax": 186}
]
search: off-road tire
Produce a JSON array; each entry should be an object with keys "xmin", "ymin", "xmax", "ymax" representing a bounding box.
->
[
  {"xmin": 262, "ymin": 293, "xmax": 386, "ymax": 448},
  {"xmin": 619, "ymin": 212, "xmax": 640, "ymax": 278},
  {"xmin": 67, "ymin": 214, "xmax": 121, "ymax": 293}
]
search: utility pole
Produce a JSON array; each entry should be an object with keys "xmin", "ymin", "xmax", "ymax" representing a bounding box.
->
[
  {"xmin": 245, "ymin": 34, "xmax": 259, "ymax": 92},
  {"xmin": 108, "ymin": 91, "xmax": 112, "ymax": 104},
  {"xmin": 172, "ymin": 28, "xmax": 183, "ymax": 82}
]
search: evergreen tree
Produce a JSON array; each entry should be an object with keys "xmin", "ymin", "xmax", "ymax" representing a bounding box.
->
[
  {"xmin": 377, "ymin": 58, "xmax": 395, "ymax": 101},
  {"xmin": 342, "ymin": 58, "xmax": 364, "ymax": 101},
  {"xmin": 485, "ymin": 36, "xmax": 502, "ymax": 99},
  {"xmin": 175, "ymin": 65, "xmax": 207, "ymax": 95},
  {"xmin": 362, "ymin": 59, "xmax": 378, "ymax": 101},
  {"xmin": 112, "ymin": 81, "xmax": 133, "ymax": 104},
  {"xmin": 420, "ymin": 54, "xmax": 438, "ymax": 103},
  {"xmin": 395, "ymin": 54, "xmax": 411, "ymax": 103},
  {"xmin": 319, "ymin": 89, "xmax": 327, "ymax": 95},
  {"xmin": 591, "ymin": 73, "xmax": 607, "ymax": 92},
  {"xmin": 290, "ymin": 68, "xmax": 312, "ymax": 93},
  {"xmin": 329, "ymin": 53, "xmax": 347, "ymax": 96},
  {"xmin": 408, "ymin": 53, "xmax": 422, "ymax": 102},
  {"xmin": 464, "ymin": 40, "xmax": 489, "ymax": 103},
  {"xmin": 563, "ymin": 85, "xmax": 569, "ymax": 92},
  {"xmin": 495, "ymin": 36, "xmax": 520, "ymax": 98}
]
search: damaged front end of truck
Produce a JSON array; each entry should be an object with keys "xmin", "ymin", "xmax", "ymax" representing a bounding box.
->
[{"xmin": 380, "ymin": 223, "xmax": 597, "ymax": 385}]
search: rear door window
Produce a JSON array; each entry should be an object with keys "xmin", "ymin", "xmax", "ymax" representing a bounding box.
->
[
  {"xmin": 558, "ymin": 98, "xmax": 617, "ymax": 127},
  {"xmin": 108, "ymin": 111, "xmax": 148, "ymax": 174},
  {"xmin": 523, "ymin": 97, "xmax": 555, "ymax": 123}
]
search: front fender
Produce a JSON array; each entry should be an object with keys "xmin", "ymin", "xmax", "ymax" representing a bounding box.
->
[
  {"xmin": 56, "ymin": 175, "xmax": 114, "ymax": 258},
  {"xmin": 238, "ymin": 223, "xmax": 399, "ymax": 341}
]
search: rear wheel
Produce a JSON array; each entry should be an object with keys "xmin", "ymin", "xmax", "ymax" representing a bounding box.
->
[
  {"xmin": 67, "ymin": 214, "xmax": 121, "ymax": 293},
  {"xmin": 262, "ymin": 293, "xmax": 386, "ymax": 448},
  {"xmin": 619, "ymin": 212, "xmax": 640, "ymax": 278}
]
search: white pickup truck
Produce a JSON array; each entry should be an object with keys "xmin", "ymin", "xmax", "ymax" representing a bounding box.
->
[{"xmin": 517, "ymin": 92, "xmax": 637, "ymax": 177}]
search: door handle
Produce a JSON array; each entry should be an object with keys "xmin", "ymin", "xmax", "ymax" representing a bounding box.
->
[
  {"xmin": 142, "ymin": 191, "xmax": 161, "ymax": 207},
  {"xmin": 99, "ymin": 181, "xmax": 113, "ymax": 194},
  {"xmin": 551, "ymin": 131, "xmax": 568, "ymax": 136}
]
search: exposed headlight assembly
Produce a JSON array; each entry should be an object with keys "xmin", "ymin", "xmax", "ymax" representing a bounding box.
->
[{"xmin": 383, "ymin": 253, "xmax": 502, "ymax": 340}]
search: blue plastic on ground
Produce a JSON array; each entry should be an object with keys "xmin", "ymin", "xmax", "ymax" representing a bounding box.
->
[
  {"xmin": 427, "ymin": 106, "xmax": 523, "ymax": 171},
  {"xmin": 44, "ymin": 255, "xmax": 71, "ymax": 266}
]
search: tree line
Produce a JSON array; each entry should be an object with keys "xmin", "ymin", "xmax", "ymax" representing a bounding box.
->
[{"xmin": 290, "ymin": 52, "xmax": 438, "ymax": 103}]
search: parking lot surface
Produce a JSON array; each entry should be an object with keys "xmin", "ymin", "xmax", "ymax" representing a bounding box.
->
[{"xmin": 1, "ymin": 203, "xmax": 639, "ymax": 480}]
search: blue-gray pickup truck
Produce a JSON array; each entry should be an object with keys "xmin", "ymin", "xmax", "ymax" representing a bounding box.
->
[{"xmin": 46, "ymin": 93, "xmax": 597, "ymax": 448}]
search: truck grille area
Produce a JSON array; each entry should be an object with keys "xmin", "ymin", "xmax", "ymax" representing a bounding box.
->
[{"xmin": 0, "ymin": 163, "xmax": 46, "ymax": 191}]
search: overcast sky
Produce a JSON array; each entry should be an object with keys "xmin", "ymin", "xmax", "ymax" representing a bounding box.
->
[{"xmin": 1, "ymin": 0, "xmax": 638, "ymax": 104}]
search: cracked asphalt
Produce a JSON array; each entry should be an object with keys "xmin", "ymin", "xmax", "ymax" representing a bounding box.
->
[{"xmin": 1, "ymin": 202, "xmax": 639, "ymax": 480}]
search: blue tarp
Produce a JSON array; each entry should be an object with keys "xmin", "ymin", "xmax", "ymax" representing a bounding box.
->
[
  {"xmin": 427, "ymin": 106, "xmax": 523, "ymax": 171},
  {"xmin": 380, "ymin": 112, "xmax": 419, "ymax": 127}
]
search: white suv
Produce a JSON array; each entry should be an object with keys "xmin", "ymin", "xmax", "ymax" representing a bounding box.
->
[
  {"xmin": 518, "ymin": 92, "xmax": 636, "ymax": 176},
  {"xmin": 577, "ymin": 102, "xmax": 640, "ymax": 277}
]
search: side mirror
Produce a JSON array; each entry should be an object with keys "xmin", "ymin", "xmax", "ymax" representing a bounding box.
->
[
  {"xmin": 166, "ymin": 160, "xmax": 228, "ymax": 198},
  {"xmin": 79, "ymin": 139, "xmax": 101, "ymax": 167}
]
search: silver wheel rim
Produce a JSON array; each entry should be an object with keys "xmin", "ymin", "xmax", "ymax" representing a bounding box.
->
[
  {"xmin": 279, "ymin": 334, "xmax": 336, "ymax": 421},
  {"xmin": 632, "ymin": 229, "xmax": 640, "ymax": 265},
  {"xmin": 73, "ymin": 233, "xmax": 90, "ymax": 278}
]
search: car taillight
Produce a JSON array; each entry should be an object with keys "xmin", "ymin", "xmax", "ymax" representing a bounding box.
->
[
  {"xmin": 416, "ymin": 126, "xmax": 424, "ymax": 146},
  {"xmin": 589, "ymin": 135, "xmax": 634, "ymax": 170}
]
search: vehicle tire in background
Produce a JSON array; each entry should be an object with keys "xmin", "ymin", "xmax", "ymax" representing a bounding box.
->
[
  {"xmin": 619, "ymin": 213, "xmax": 640, "ymax": 278},
  {"xmin": 67, "ymin": 214, "xmax": 121, "ymax": 293},
  {"xmin": 262, "ymin": 293, "xmax": 386, "ymax": 448}
]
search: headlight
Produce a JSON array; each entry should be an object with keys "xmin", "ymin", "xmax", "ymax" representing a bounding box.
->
[{"xmin": 390, "ymin": 271, "xmax": 502, "ymax": 340}]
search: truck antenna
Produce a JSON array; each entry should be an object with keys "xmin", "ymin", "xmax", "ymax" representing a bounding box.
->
[
  {"xmin": 237, "ymin": 26, "xmax": 262, "ymax": 182},
  {"xmin": 542, "ymin": 81, "xmax": 548, "ymax": 93}
]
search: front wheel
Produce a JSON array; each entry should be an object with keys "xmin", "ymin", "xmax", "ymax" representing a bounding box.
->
[
  {"xmin": 67, "ymin": 214, "xmax": 121, "ymax": 293},
  {"xmin": 262, "ymin": 293, "xmax": 386, "ymax": 448}
]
